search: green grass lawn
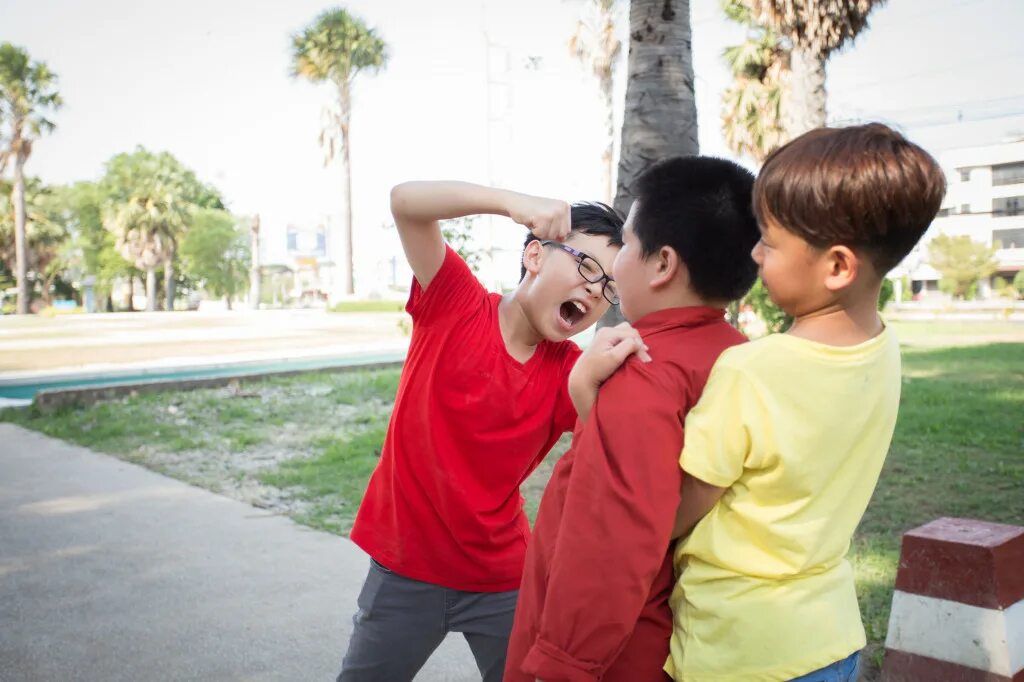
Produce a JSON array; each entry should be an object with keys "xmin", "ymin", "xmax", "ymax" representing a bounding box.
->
[{"xmin": 3, "ymin": 320, "xmax": 1022, "ymax": 679}]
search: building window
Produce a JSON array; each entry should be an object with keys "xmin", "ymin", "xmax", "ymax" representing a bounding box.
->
[
  {"xmin": 936, "ymin": 208, "xmax": 951, "ymax": 217},
  {"xmin": 992, "ymin": 196, "xmax": 1024, "ymax": 217},
  {"xmin": 960, "ymin": 204, "xmax": 971, "ymax": 215},
  {"xmin": 992, "ymin": 162, "xmax": 1024, "ymax": 186},
  {"xmin": 958, "ymin": 168, "xmax": 972, "ymax": 182},
  {"xmin": 993, "ymin": 228, "xmax": 1024, "ymax": 249}
]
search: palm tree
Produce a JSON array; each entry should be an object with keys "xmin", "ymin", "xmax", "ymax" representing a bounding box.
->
[
  {"xmin": 744, "ymin": 0, "xmax": 886, "ymax": 137},
  {"xmin": 0, "ymin": 177, "xmax": 70, "ymax": 307},
  {"xmin": 0, "ymin": 43, "xmax": 62, "ymax": 314},
  {"xmin": 569, "ymin": 0, "xmax": 623, "ymax": 205},
  {"xmin": 721, "ymin": 0, "xmax": 789, "ymax": 163},
  {"xmin": 101, "ymin": 148, "xmax": 222, "ymax": 311},
  {"xmin": 291, "ymin": 8, "xmax": 388, "ymax": 296},
  {"xmin": 104, "ymin": 180, "xmax": 187, "ymax": 312},
  {"xmin": 613, "ymin": 0, "xmax": 698, "ymax": 217}
]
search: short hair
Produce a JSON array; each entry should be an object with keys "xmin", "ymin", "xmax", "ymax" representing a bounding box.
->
[
  {"xmin": 632, "ymin": 156, "xmax": 760, "ymax": 301},
  {"xmin": 520, "ymin": 202, "xmax": 624, "ymax": 280},
  {"xmin": 753, "ymin": 123, "xmax": 946, "ymax": 275}
]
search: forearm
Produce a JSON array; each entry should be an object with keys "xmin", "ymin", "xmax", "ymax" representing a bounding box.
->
[
  {"xmin": 672, "ymin": 475, "xmax": 726, "ymax": 539},
  {"xmin": 567, "ymin": 368, "xmax": 598, "ymax": 423},
  {"xmin": 390, "ymin": 181, "xmax": 521, "ymax": 224}
]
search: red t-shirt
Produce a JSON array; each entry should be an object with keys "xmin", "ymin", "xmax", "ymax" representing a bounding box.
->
[
  {"xmin": 504, "ymin": 306, "xmax": 747, "ymax": 682},
  {"xmin": 350, "ymin": 246, "xmax": 581, "ymax": 592}
]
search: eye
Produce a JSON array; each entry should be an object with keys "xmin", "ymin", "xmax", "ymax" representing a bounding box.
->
[{"xmin": 579, "ymin": 258, "xmax": 599, "ymax": 277}]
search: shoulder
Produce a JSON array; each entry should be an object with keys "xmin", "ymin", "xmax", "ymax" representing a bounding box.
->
[
  {"xmin": 713, "ymin": 334, "xmax": 789, "ymax": 372},
  {"xmin": 597, "ymin": 353, "xmax": 683, "ymax": 416}
]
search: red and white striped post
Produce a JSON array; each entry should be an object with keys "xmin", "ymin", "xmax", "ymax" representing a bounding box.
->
[{"xmin": 883, "ymin": 517, "xmax": 1024, "ymax": 681}]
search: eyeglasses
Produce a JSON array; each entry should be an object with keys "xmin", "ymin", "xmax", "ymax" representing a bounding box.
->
[{"xmin": 541, "ymin": 240, "xmax": 620, "ymax": 306}]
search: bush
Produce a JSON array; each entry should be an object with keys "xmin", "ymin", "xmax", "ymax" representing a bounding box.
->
[
  {"xmin": 879, "ymin": 278, "xmax": 895, "ymax": 310},
  {"xmin": 744, "ymin": 279, "xmax": 791, "ymax": 334}
]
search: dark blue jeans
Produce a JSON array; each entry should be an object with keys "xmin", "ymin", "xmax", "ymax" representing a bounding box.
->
[{"xmin": 788, "ymin": 650, "xmax": 861, "ymax": 682}]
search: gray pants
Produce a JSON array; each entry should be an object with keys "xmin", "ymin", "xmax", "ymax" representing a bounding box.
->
[{"xmin": 337, "ymin": 559, "xmax": 518, "ymax": 682}]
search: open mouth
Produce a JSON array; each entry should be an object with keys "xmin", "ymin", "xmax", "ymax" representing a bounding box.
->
[{"xmin": 558, "ymin": 300, "xmax": 587, "ymax": 329}]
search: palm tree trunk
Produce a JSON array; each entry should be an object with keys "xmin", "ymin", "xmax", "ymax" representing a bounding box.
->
[
  {"xmin": 601, "ymin": 73, "xmax": 615, "ymax": 206},
  {"xmin": 12, "ymin": 152, "xmax": 30, "ymax": 315},
  {"xmin": 164, "ymin": 255, "xmax": 175, "ymax": 311},
  {"xmin": 339, "ymin": 81, "xmax": 355, "ymax": 296},
  {"xmin": 145, "ymin": 267, "xmax": 157, "ymax": 311},
  {"xmin": 249, "ymin": 214, "xmax": 261, "ymax": 309},
  {"xmin": 126, "ymin": 275, "xmax": 135, "ymax": 311},
  {"xmin": 41, "ymin": 274, "xmax": 55, "ymax": 307},
  {"xmin": 600, "ymin": 0, "xmax": 697, "ymax": 328},
  {"xmin": 613, "ymin": 0, "xmax": 698, "ymax": 217},
  {"xmin": 783, "ymin": 47, "xmax": 827, "ymax": 138}
]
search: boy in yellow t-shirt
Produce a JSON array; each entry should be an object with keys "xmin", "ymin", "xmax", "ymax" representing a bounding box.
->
[{"xmin": 665, "ymin": 124, "xmax": 946, "ymax": 681}]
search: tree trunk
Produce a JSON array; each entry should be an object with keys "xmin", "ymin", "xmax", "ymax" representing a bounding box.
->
[
  {"xmin": 164, "ymin": 255, "xmax": 175, "ymax": 311},
  {"xmin": 249, "ymin": 214, "xmax": 261, "ymax": 309},
  {"xmin": 613, "ymin": 0, "xmax": 697, "ymax": 217},
  {"xmin": 339, "ymin": 81, "xmax": 355, "ymax": 296},
  {"xmin": 126, "ymin": 275, "xmax": 135, "ymax": 311},
  {"xmin": 41, "ymin": 274, "xmax": 54, "ymax": 307},
  {"xmin": 601, "ymin": 73, "xmax": 615, "ymax": 206},
  {"xmin": 225, "ymin": 294, "xmax": 233, "ymax": 311},
  {"xmin": 12, "ymin": 152, "xmax": 30, "ymax": 315},
  {"xmin": 145, "ymin": 267, "xmax": 157, "ymax": 311},
  {"xmin": 783, "ymin": 47, "xmax": 827, "ymax": 139},
  {"xmin": 601, "ymin": 0, "xmax": 697, "ymax": 328}
]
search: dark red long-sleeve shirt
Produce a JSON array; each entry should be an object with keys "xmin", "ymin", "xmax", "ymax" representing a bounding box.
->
[{"xmin": 504, "ymin": 306, "xmax": 746, "ymax": 682}]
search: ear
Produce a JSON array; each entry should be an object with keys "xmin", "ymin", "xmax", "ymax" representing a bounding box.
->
[
  {"xmin": 822, "ymin": 245, "xmax": 859, "ymax": 292},
  {"xmin": 649, "ymin": 245, "xmax": 682, "ymax": 289},
  {"xmin": 522, "ymin": 239, "xmax": 544, "ymax": 277}
]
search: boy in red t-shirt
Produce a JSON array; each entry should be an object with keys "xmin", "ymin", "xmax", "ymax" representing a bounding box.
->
[{"xmin": 338, "ymin": 181, "xmax": 623, "ymax": 682}]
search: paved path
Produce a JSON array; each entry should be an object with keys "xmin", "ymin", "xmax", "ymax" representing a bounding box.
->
[{"xmin": 0, "ymin": 424, "xmax": 478, "ymax": 681}]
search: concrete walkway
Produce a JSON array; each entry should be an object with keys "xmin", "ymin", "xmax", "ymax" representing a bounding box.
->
[{"xmin": 0, "ymin": 424, "xmax": 478, "ymax": 681}]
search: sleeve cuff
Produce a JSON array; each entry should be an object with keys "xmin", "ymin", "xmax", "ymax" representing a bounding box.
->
[{"xmin": 521, "ymin": 638, "xmax": 601, "ymax": 682}]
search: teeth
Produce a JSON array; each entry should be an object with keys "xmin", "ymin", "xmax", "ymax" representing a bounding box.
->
[{"xmin": 573, "ymin": 301, "xmax": 586, "ymax": 314}]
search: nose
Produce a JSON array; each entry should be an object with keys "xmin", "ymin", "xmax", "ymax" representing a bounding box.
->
[
  {"xmin": 751, "ymin": 240, "xmax": 764, "ymax": 264},
  {"xmin": 583, "ymin": 280, "xmax": 602, "ymax": 299}
]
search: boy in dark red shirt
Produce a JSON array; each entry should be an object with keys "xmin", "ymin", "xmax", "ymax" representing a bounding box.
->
[
  {"xmin": 338, "ymin": 181, "xmax": 624, "ymax": 682},
  {"xmin": 504, "ymin": 157, "xmax": 760, "ymax": 682}
]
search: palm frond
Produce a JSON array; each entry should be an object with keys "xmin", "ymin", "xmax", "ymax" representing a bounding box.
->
[{"xmin": 744, "ymin": 0, "xmax": 887, "ymax": 57}]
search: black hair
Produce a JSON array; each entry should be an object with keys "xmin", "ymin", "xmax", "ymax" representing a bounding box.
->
[
  {"xmin": 632, "ymin": 156, "xmax": 759, "ymax": 301},
  {"xmin": 519, "ymin": 201, "xmax": 624, "ymax": 280}
]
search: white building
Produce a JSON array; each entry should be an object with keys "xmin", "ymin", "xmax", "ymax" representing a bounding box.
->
[{"xmin": 897, "ymin": 139, "xmax": 1024, "ymax": 299}]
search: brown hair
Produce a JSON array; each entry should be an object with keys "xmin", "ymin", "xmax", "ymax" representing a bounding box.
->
[{"xmin": 753, "ymin": 123, "xmax": 946, "ymax": 275}]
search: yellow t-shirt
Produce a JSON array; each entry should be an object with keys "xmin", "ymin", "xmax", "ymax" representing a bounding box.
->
[{"xmin": 665, "ymin": 328, "xmax": 901, "ymax": 681}]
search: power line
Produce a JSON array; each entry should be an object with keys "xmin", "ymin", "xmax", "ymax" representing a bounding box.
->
[{"xmin": 836, "ymin": 48, "xmax": 1024, "ymax": 93}]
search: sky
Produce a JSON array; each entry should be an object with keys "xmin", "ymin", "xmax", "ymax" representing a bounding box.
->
[{"xmin": 2, "ymin": 0, "xmax": 1023, "ymax": 293}]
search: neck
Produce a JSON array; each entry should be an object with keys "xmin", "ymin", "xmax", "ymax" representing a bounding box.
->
[
  {"xmin": 788, "ymin": 285, "xmax": 884, "ymax": 346},
  {"xmin": 499, "ymin": 291, "xmax": 543, "ymax": 359},
  {"xmin": 630, "ymin": 288, "xmax": 721, "ymax": 321}
]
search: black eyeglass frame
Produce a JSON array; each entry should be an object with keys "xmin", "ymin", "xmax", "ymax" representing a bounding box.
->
[{"xmin": 540, "ymin": 239, "xmax": 620, "ymax": 306}]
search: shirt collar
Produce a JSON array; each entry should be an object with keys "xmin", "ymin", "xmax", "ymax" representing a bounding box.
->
[{"xmin": 630, "ymin": 306, "xmax": 728, "ymax": 336}]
